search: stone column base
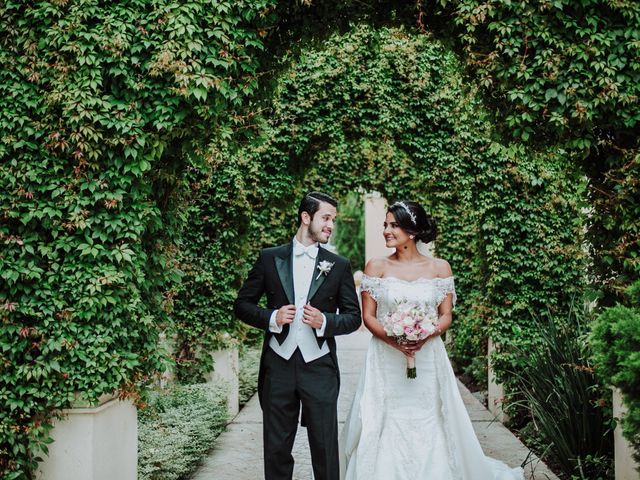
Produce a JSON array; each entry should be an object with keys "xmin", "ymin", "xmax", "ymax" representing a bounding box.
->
[
  {"xmin": 613, "ymin": 388, "xmax": 640, "ymax": 480},
  {"xmin": 38, "ymin": 398, "xmax": 137, "ymax": 480},
  {"xmin": 487, "ymin": 338, "xmax": 509, "ymax": 424}
]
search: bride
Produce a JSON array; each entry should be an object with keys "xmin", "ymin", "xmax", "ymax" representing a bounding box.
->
[{"xmin": 340, "ymin": 200, "xmax": 524, "ymax": 480}]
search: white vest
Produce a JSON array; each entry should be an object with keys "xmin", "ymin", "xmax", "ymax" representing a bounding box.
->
[{"xmin": 269, "ymin": 242, "xmax": 330, "ymax": 362}]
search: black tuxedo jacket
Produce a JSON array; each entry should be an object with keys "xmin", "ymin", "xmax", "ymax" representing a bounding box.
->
[{"xmin": 234, "ymin": 241, "xmax": 362, "ymax": 405}]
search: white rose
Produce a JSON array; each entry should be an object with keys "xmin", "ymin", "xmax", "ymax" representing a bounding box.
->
[{"xmin": 401, "ymin": 316, "xmax": 415, "ymax": 328}]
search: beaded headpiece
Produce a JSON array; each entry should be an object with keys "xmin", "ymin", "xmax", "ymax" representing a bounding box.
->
[{"xmin": 392, "ymin": 201, "xmax": 417, "ymax": 226}]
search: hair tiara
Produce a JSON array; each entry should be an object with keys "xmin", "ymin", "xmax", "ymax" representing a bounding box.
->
[{"xmin": 392, "ymin": 201, "xmax": 417, "ymax": 226}]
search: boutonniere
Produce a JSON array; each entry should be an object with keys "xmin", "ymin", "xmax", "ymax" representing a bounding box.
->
[{"xmin": 316, "ymin": 260, "xmax": 335, "ymax": 280}]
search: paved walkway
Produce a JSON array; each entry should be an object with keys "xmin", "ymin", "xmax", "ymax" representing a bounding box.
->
[{"xmin": 192, "ymin": 329, "xmax": 560, "ymax": 480}]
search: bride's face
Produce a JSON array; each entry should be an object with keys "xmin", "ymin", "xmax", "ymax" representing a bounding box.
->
[{"xmin": 383, "ymin": 212, "xmax": 411, "ymax": 248}]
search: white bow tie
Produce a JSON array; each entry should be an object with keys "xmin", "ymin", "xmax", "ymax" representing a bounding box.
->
[{"xmin": 294, "ymin": 243, "xmax": 318, "ymax": 259}]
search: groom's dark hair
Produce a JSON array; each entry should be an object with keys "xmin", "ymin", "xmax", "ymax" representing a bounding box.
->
[{"xmin": 298, "ymin": 192, "xmax": 337, "ymax": 224}]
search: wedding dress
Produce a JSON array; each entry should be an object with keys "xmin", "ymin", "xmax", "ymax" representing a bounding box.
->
[{"xmin": 340, "ymin": 275, "xmax": 524, "ymax": 480}]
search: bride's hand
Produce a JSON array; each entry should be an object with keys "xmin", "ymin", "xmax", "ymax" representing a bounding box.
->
[
  {"xmin": 401, "ymin": 338, "xmax": 430, "ymax": 355},
  {"xmin": 387, "ymin": 340, "xmax": 418, "ymax": 356},
  {"xmin": 385, "ymin": 337, "xmax": 411, "ymax": 355}
]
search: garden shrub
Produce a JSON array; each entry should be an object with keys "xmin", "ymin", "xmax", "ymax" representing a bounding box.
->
[
  {"xmin": 590, "ymin": 302, "xmax": 640, "ymax": 463},
  {"xmin": 138, "ymin": 346, "xmax": 261, "ymax": 478},
  {"xmin": 512, "ymin": 306, "xmax": 613, "ymax": 478},
  {"xmin": 238, "ymin": 346, "xmax": 261, "ymax": 408},
  {"xmin": 138, "ymin": 383, "xmax": 228, "ymax": 480}
]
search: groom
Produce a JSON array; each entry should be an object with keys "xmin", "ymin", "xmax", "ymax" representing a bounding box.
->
[{"xmin": 234, "ymin": 191, "xmax": 361, "ymax": 480}]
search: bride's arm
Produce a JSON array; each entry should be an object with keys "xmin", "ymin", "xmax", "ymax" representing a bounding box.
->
[
  {"xmin": 436, "ymin": 294, "xmax": 453, "ymax": 335},
  {"xmin": 361, "ymin": 259, "xmax": 404, "ymax": 352},
  {"xmin": 361, "ymin": 292, "xmax": 391, "ymax": 344},
  {"xmin": 434, "ymin": 260, "xmax": 454, "ymax": 336}
]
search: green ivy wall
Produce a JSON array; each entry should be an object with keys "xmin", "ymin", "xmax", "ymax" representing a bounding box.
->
[{"xmin": 0, "ymin": 0, "xmax": 277, "ymax": 475}]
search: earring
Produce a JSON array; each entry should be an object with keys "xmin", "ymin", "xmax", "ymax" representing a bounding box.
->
[{"xmin": 409, "ymin": 235, "xmax": 415, "ymax": 240}]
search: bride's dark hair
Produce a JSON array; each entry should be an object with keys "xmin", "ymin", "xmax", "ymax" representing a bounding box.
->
[{"xmin": 387, "ymin": 200, "xmax": 437, "ymax": 244}]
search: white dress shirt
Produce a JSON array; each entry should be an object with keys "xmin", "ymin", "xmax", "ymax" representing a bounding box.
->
[{"xmin": 268, "ymin": 238, "xmax": 330, "ymax": 362}]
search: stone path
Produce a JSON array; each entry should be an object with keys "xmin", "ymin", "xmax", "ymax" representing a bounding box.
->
[{"xmin": 192, "ymin": 329, "xmax": 560, "ymax": 480}]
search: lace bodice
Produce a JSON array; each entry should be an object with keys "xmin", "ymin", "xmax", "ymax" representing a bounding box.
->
[{"xmin": 359, "ymin": 274, "xmax": 457, "ymax": 319}]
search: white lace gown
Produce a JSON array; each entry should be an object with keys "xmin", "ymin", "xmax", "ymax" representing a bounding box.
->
[{"xmin": 340, "ymin": 275, "xmax": 524, "ymax": 480}]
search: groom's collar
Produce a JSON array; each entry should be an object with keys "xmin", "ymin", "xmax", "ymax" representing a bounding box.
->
[
  {"xmin": 292, "ymin": 237, "xmax": 319, "ymax": 258},
  {"xmin": 292, "ymin": 236, "xmax": 319, "ymax": 249},
  {"xmin": 276, "ymin": 239, "xmax": 328, "ymax": 260}
]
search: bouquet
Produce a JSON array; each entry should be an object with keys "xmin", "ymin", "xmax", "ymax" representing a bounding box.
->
[{"xmin": 381, "ymin": 300, "xmax": 440, "ymax": 378}]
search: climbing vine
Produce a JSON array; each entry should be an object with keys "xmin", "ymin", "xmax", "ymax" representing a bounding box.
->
[{"xmin": 0, "ymin": 0, "xmax": 276, "ymax": 476}]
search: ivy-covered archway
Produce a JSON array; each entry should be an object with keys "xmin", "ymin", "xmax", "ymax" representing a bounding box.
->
[{"xmin": 175, "ymin": 24, "xmax": 585, "ymax": 394}]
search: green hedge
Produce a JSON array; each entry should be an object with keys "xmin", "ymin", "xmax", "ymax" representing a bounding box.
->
[
  {"xmin": 590, "ymin": 302, "xmax": 640, "ymax": 463},
  {"xmin": 238, "ymin": 346, "xmax": 261, "ymax": 408},
  {"xmin": 138, "ymin": 383, "xmax": 228, "ymax": 480},
  {"xmin": 419, "ymin": 0, "xmax": 639, "ymax": 334}
]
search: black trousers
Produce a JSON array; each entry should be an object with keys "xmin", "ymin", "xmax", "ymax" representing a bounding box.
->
[{"xmin": 262, "ymin": 347, "xmax": 339, "ymax": 480}]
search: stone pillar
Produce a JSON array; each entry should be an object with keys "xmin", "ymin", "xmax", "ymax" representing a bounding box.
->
[
  {"xmin": 487, "ymin": 338, "xmax": 509, "ymax": 423},
  {"xmin": 38, "ymin": 397, "xmax": 137, "ymax": 480},
  {"xmin": 206, "ymin": 347, "xmax": 239, "ymax": 417},
  {"xmin": 613, "ymin": 388, "xmax": 640, "ymax": 480},
  {"xmin": 353, "ymin": 270, "xmax": 363, "ymax": 289},
  {"xmin": 158, "ymin": 332, "xmax": 177, "ymax": 389},
  {"xmin": 364, "ymin": 192, "xmax": 394, "ymax": 263}
]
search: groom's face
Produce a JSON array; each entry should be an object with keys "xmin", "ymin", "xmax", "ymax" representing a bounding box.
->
[{"xmin": 308, "ymin": 201, "xmax": 337, "ymax": 244}]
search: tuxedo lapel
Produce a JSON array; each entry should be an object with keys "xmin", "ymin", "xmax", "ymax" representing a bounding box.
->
[
  {"xmin": 274, "ymin": 243, "xmax": 294, "ymax": 305},
  {"xmin": 307, "ymin": 247, "xmax": 330, "ymax": 302}
]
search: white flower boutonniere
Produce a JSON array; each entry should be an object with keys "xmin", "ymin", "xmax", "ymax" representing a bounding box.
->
[{"xmin": 316, "ymin": 260, "xmax": 335, "ymax": 280}]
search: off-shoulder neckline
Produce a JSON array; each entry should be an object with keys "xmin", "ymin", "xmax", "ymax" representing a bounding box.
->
[{"xmin": 361, "ymin": 274, "xmax": 454, "ymax": 283}]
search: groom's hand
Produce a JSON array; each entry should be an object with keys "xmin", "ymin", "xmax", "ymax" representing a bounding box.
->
[
  {"xmin": 276, "ymin": 305, "xmax": 296, "ymax": 326},
  {"xmin": 302, "ymin": 304, "xmax": 324, "ymax": 329}
]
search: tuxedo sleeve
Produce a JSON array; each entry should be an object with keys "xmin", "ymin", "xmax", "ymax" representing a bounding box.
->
[
  {"xmin": 234, "ymin": 250, "xmax": 273, "ymax": 331},
  {"xmin": 321, "ymin": 260, "xmax": 362, "ymax": 337}
]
